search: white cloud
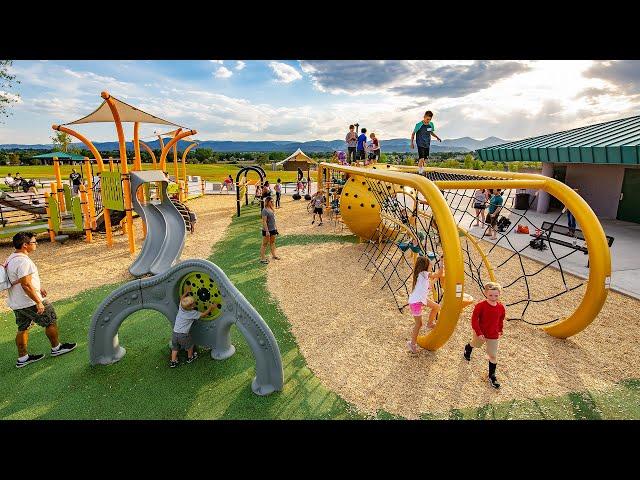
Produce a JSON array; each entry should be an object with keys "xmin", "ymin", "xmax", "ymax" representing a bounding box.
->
[
  {"xmin": 210, "ymin": 60, "xmax": 224, "ymax": 64},
  {"xmin": 214, "ymin": 67, "xmax": 233, "ymax": 79},
  {"xmin": 235, "ymin": 61, "xmax": 246, "ymax": 71},
  {"xmin": 269, "ymin": 62, "xmax": 302, "ymax": 83}
]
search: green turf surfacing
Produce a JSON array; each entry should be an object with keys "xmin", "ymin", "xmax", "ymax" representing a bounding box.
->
[{"xmin": 1, "ymin": 205, "xmax": 638, "ymax": 419}]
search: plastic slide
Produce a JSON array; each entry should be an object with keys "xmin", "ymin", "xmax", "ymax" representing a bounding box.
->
[{"xmin": 129, "ymin": 171, "xmax": 186, "ymax": 277}]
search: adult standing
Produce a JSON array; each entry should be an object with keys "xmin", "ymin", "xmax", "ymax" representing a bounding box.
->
[
  {"xmin": 5, "ymin": 232, "xmax": 76, "ymax": 368},
  {"xmin": 356, "ymin": 128, "xmax": 368, "ymax": 163},
  {"xmin": 228, "ymin": 174, "xmax": 235, "ymax": 191},
  {"xmin": 69, "ymin": 168, "xmax": 82, "ymax": 196},
  {"xmin": 473, "ymin": 188, "xmax": 488, "ymax": 226},
  {"xmin": 260, "ymin": 196, "xmax": 280, "ymax": 264},
  {"xmin": 262, "ymin": 180, "xmax": 273, "ymax": 198},
  {"xmin": 345, "ymin": 125, "xmax": 358, "ymax": 164},
  {"xmin": 485, "ymin": 189, "xmax": 504, "ymax": 240}
]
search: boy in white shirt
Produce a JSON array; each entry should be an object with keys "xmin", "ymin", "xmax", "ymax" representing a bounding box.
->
[{"xmin": 170, "ymin": 285, "xmax": 215, "ymax": 368}]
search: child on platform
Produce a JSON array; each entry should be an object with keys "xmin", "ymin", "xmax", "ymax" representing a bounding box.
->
[
  {"xmin": 170, "ymin": 286, "xmax": 215, "ymax": 368},
  {"xmin": 463, "ymin": 282, "xmax": 505, "ymax": 389},
  {"xmin": 407, "ymin": 255, "xmax": 445, "ymax": 354}
]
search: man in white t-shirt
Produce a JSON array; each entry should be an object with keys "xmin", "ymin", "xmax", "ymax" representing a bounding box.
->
[{"xmin": 5, "ymin": 232, "xmax": 76, "ymax": 368}]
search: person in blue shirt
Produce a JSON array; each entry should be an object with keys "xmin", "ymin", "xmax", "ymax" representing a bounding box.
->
[
  {"xmin": 356, "ymin": 128, "xmax": 368, "ymax": 163},
  {"xmin": 484, "ymin": 189, "xmax": 504, "ymax": 240},
  {"xmin": 410, "ymin": 110, "xmax": 442, "ymax": 163}
]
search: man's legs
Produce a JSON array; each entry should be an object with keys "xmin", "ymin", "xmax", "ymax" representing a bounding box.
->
[
  {"xmin": 16, "ymin": 329, "xmax": 29, "ymax": 357},
  {"xmin": 45, "ymin": 323, "xmax": 60, "ymax": 348}
]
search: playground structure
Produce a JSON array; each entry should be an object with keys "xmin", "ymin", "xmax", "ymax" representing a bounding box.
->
[
  {"xmin": 88, "ymin": 258, "xmax": 284, "ymax": 396},
  {"xmin": 44, "ymin": 92, "xmax": 196, "ymax": 275},
  {"xmin": 317, "ymin": 162, "xmax": 612, "ymax": 350},
  {"xmin": 235, "ymin": 165, "xmax": 267, "ymax": 217}
]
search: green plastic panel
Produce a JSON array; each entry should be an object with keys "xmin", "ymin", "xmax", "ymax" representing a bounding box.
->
[
  {"xmin": 48, "ymin": 195, "xmax": 61, "ymax": 233},
  {"xmin": 101, "ymin": 171, "xmax": 125, "ymax": 211},
  {"xmin": 72, "ymin": 197, "xmax": 83, "ymax": 230},
  {"xmin": 63, "ymin": 184, "xmax": 72, "ymax": 212}
]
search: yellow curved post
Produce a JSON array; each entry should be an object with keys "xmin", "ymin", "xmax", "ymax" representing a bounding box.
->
[
  {"xmin": 108, "ymin": 157, "xmax": 114, "ymax": 172},
  {"xmin": 83, "ymin": 158, "xmax": 96, "ymax": 229},
  {"xmin": 139, "ymin": 140, "xmax": 158, "ymax": 169},
  {"xmin": 79, "ymin": 185, "xmax": 92, "ymax": 243},
  {"xmin": 320, "ymin": 163, "xmax": 464, "ymax": 350},
  {"xmin": 393, "ymin": 165, "xmax": 612, "ymax": 339},
  {"xmin": 102, "ymin": 91, "xmax": 136, "ymax": 254},
  {"xmin": 52, "ymin": 157, "xmax": 65, "ymax": 211},
  {"xmin": 181, "ymin": 142, "xmax": 197, "ymax": 198},
  {"xmin": 172, "ymin": 132, "xmax": 179, "ymax": 189},
  {"xmin": 44, "ymin": 191, "xmax": 56, "ymax": 243}
]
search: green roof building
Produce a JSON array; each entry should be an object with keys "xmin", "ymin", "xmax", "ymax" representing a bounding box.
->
[{"xmin": 476, "ymin": 115, "xmax": 640, "ymax": 223}]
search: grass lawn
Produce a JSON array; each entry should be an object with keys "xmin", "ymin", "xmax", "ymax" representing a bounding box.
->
[
  {"xmin": 1, "ymin": 204, "xmax": 638, "ymax": 419},
  {"xmin": 0, "ymin": 163, "xmax": 323, "ymax": 184}
]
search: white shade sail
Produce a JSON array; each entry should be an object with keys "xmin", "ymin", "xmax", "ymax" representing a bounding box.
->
[{"xmin": 64, "ymin": 95, "xmax": 185, "ymax": 127}]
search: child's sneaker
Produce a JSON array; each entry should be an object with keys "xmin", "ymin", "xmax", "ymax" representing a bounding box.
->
[
  {"xmin": 318, "ymin": 222, "xmax": 323, "ymax": 226},
  {"xmin": 169, "ymin": 360, "xmax": 179, "ymax": 368},
  {"xmin": 489, "ymin": 375, "xmax": 501, "ymax": 389},
  {"xmin": 406, "ymin": 341, "xmax": 418, "ymax": 354},
  {"xmin": 311, "ymin": 220, "xmax": 315, "ymax": 225},
  {"xmin": 16, "ymin": 353, "xmax": 45, "ymax": 368},
  {"xmin": 187, "ymin": 351, "xmax": 199, "ymax": 364}
]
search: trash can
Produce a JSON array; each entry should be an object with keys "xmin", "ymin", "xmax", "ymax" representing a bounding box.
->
[{"xmin": 515, "ymin": 192, "xmax": 530, "ymax": 210}]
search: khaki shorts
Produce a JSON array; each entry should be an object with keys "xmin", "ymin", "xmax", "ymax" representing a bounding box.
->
[{"xmin": 470, "ymin": 333, "xmax": 499, "ymax": 361}]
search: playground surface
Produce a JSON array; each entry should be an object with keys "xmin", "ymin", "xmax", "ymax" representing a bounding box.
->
[{"xmin": 1, "ymin": 193, "xmax": 639, "ymax": 420}]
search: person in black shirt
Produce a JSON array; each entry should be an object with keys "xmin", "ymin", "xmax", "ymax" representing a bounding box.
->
[{"xmin": 69, "ymin": 168, "xmax": 82, "ymax": 196}]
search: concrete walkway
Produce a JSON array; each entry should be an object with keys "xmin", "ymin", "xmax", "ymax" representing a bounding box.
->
[{"xmin": 449, "ymin": 195, "xmax": 640, "ymax": 300}]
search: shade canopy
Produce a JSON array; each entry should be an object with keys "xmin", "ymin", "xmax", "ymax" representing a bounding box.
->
[
  {"xmin": 32, "ymin": 151, "xmax": 87, "ymax": 161},
  {"xmin": 276, "ymin": 148, "xmax": 316, "ymax": 165},
  {"xmin": 63, "ymin": 94, "xmax": 185, "ymax": 127}
]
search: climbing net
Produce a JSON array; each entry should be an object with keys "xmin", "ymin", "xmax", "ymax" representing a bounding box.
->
[{"xmin": 351, "ymin": 169, "xmax": 594, "ymax": 327}]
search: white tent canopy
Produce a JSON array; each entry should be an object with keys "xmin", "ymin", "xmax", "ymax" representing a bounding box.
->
[
  {"xmin": 64, "ymin": 95, "xmax": 184, "ymax": 127},
  {"xmin": 276, "ymin": 148, "xmax": 315, "ymax": 165}
]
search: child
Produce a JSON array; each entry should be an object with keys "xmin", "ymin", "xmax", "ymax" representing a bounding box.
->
[
  {"xmin": 463, "ymin": 282, "xmax": 505, "ymax": 389},
  {"xmin": 410, "ymin": 110, "xmax": 442, "ymax": 164},
  {"xmin": 484, "ymin": 189, "xmax": 504, "ymax": 240},
  {"xmin": 311, "ymin": 189, "xmax": 325, "ymax": 226},
  {"xmin": 417, "ymin": 158, "xmax": 426, "ymax": 176},
  {"xmin": 170, "ymin": 286, "xmax": 215, "ymax": 368},
  {"xmin": 406, "ymin": 255, "xmax": 445, "ymax": 354},
  {"xmin": 345, "ymin": 125, "xmax": 357, "ymax": 164},
  {"xmin": 275, "ymin": 178, "xmax": 282, "ymax": 208}
]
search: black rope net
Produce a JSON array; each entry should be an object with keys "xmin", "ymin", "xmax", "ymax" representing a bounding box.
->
[{"xmin": 331, "ymin": 167, "xmax": 589, "ymax": 327}]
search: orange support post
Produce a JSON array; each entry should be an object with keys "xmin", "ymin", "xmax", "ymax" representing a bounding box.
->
[
  {"xmin": 102, "ymin": 91, "xmax": 136, "ymax": 254},
  {"xmin": 133, "ymin": 122, "xmax": 142, "ymax": 171},
  {"xmin": 83, "ymin": 158, "xmax": 96, "ymax": 229},
  {"xmin": 159, "ymin": 130, "xmax": 197, "ymax": 176},
  {"xmin": 139, "ymin": 141, "xmax": 158, "ymax": 169},
  {"xmin": 181, "ymin": 142, "xmax": 197, "ymax": 199},
  {"xmin": 44, "ymin": 192, "xmax": 56, "ymax": 243},
  {"xmin": 79, "ymin": 185, "xmax": 93, "ymax": 243}
]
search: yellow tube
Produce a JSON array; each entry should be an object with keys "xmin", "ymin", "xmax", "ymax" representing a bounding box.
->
[
  {"xmin": 83, "ymin": 158, "xmax": 96, "ymax": 230},
  {"xmin": 79, "ymin": 185, "xmax": 92, "ymax": 243}
]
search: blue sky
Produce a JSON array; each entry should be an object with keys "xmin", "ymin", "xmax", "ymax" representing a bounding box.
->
[{"xmin": 2, "ymin": 60, "xmax": 639, "ymax": 144}]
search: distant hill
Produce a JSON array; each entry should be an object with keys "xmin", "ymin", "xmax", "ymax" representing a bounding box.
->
[{"xmin": 0, "ymin": 137, "xmax": 509, "ymax": 154}]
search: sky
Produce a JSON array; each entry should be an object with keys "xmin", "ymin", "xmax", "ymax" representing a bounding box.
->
[{"xmin": 1, "ymin": 60, "xmax": 639, "ymax": 145}]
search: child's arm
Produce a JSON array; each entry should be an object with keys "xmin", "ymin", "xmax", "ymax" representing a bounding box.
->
[
  {"xmin": 199, "ymin": 304, "xmax": 215, "ymax": 318},
  {"xmin": 499, "ymin": 306, "xmax": 505, "ymax": 336},
  {"xmin": 431, "ymin": 131, "xmax": 442, "ymax": 142},
  {"xmin": 180, "ymin": 286, "xmax": 192, "ymax": 301},
  {"xmin": 471, "ymin": 303, "xmax": 484, "ymax": 338},
  {"xmin": 410, "ymin": 131, "xmax": 416, "ymax": 149}
]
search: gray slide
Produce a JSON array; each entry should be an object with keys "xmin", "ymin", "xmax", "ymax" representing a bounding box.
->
[
  {"xmin": 0, "ymin": 191, "xmax": 47, "ymax": 215},
  {"xmin": 88, "ymin": 259, "xmax": 284, "ymax": 396},
  {"xmin": 129, "ymin": 171, "xmax": 186, "ymax": 277}
]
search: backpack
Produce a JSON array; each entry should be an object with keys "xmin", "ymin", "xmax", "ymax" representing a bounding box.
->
[
  {"xmin": 496, "ymin": 216, "xmax": 511, "ymax": 232},
  {"xmin": 0, "ymin": 254, "xmax": 25, "ymax": 291},
  {"xmin": 529, "ymin": 237, "xmax": 547, "ymax": 251}
]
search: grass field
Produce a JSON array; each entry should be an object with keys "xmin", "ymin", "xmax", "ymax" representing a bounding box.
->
[
  {"xmin": 0, "ymin": 163, "xmax": 320, "ymax": 184},
  {"xmin": 1, "ymin": 204, "xmax": 638, "ymax": 419}
]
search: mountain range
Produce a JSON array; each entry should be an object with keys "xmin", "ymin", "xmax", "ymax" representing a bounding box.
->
[{"xmin": 0, "ymin": 137, "xmax": 508, "ymax": 153}]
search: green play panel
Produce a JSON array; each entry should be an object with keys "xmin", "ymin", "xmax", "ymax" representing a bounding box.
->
[{"xmin": 179, "ymin": 272, "xmax": 223, "ymax": 321}]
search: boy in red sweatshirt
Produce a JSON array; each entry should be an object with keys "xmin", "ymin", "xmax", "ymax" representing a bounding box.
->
[{"xmin": 463, "ymin": 282, "xmax": 505, "ymax": 389}]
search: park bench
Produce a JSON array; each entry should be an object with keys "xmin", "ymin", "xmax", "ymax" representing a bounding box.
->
[{"xmin": 531, "ymin": 221, "xmax": 614, "ymax": 254}]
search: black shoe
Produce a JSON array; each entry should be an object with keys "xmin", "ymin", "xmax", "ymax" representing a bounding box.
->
[
  {"xmin": 169, "ymin": 360, "xmax": 179, "ymax": 368},
  {"xmin": 16, "ymin": 353, "xmax": 45, "ymax": 368},
  {"xmin": 51, "ymin": 342, "xmax": 77, "ymax": 357},
  {"xmin": 489, "ymin": 375, "xmax": 501, "ymax": 389},
  {"xmin": 463, "ymin": 344, "xmax": 472, "ymax": 361},
  {"xmin": 187, "ymin": 351, "xmax": 199, "ymax": 364}
]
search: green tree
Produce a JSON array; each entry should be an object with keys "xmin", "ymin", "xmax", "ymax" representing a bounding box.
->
[
  {"xmin": 463, "ymin": 154, "xmax": 474, "ymax": 169},
  {"xmin": 52, "ymin": 131, "xmax": 73, "ymax": 152},
  {"xmin": 194, "ymin": 148, "xmax": 213, "ymax": 163},
  {"xmin": 9, "ymin": 152, "xmax": 20, "ymax": 165},
  {"xmin": 0, "ymin": 60, "xmax": 20, "ymax": 122}
]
